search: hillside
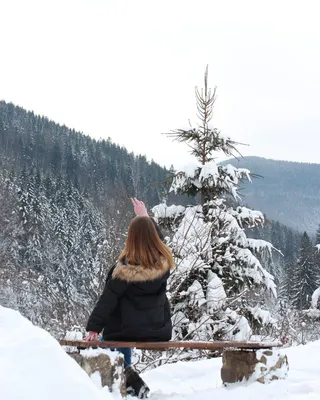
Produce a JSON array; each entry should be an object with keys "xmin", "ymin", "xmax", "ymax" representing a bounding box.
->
[
  {"xmin": 0, "ymin": 101, "xmax": 171, "ymax": 335},
  {"xmin": 224, "ymin": 156, "xmax": 320, "ymax": 233}
]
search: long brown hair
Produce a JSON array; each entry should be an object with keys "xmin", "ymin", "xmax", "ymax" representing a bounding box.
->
[{"xmin": 119, "ymin": 217, "xmax": 174, "ymax": 269}]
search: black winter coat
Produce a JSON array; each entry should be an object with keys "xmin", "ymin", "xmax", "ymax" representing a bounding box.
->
[{"xmin": 86, "ymin": 259, "xmax": 172, "ymax": 342}]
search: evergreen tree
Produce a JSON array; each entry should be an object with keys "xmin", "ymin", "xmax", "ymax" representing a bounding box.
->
[
  {"xmin": 315, "ymin": 224, "xmax": 320, "ymax": 271},
  {"xmin": 291, "ymin": 232, "xmax": 318, "ymax": 310},
  {"xmin": 153, "ymin": 68, "xmax": 276, "ymax": 344},
  {"xmin": 312, "ymin": 224, "xmax": 320, "ymax": 304},
  {"xmin": 316, "ymin": 225, "xmax": 320, "ymax": 246}
]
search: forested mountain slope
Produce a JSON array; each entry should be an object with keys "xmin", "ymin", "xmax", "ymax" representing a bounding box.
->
[
  {"xmin": 224, "ymin": 156, "xmax": 320, "ymax": 233},
  {"xmin": 0, "ymin": 101, "xmax": 168, "ymax": 209},
  {"xmin": 0, "ymin": 101, "xmax": 170, "ymax": 335}
]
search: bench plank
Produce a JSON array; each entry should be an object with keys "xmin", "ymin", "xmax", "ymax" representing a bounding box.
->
[{"xmin": 59, "ymin": 339, "xmax": 281, "ymax": 350}]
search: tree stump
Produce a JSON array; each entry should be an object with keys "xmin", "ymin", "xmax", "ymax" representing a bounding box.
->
[
  {"xmin": 67, "ymin": 349, "xmax": 126, "ymax": 397},
  {"xmin": 221, "ymin": 348, "xmax": 288, "ymax": 385}
]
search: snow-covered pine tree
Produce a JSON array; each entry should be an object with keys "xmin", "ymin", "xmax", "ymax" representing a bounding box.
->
[
  {"xmin": 316, "ymin": 225, "xmax": 320, "ymax": 248},
  {"xmin": 153, "ymin": 68, "xmax": 277, "ymax": 345},
  {"xmin": 288, "ymin": 229, "xmax": 320, "ymax": 344},
  {"xmin": 290, "ymin": 232, "xmax": 317, "ymax": 310},
  {"xmin": 303, "ymin": 226, "xmax": 320, "ymax": 312},
  {"xmin": 315, "ymin": 225, "xmax": 320, "ymax": 285}
]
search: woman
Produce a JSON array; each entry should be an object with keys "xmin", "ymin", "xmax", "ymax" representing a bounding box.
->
[{"xmin": 85, "ymin": 198, "xmax": 174, "ymax": 398}]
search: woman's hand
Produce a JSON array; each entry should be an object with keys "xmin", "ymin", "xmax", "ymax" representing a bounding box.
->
[
  {"xmin": 84, "ymin": 331, "xmax": 99, "ymax": 341},
  {"xmin": 130, "ymin": 197, "xmax": 148, "ymax": 217}
]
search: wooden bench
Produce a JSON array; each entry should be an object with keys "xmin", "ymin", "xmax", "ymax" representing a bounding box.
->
[
  {"xmin": 60, "ymin": 339, "xmax": 288, "ymax": 393},
  {"xmin": 59, "ymin": 339, "xmax": 281, "ymax": 351}
]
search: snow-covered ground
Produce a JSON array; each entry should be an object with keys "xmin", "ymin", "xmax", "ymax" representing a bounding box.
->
[
  {"xmin": 0, "ymin": 306, "xmax": 112, "ymax": 400},
  {"xmin": 143, "ymin": 342, "xmax": 320, "ymax": 400},
  {"xmin": 1, "ymin": 305, "xmax": 320, "ymax": 400}
]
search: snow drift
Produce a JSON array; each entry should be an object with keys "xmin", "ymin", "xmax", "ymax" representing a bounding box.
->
[{"xmin": 0, "ymin": 306, "xmax": 111, "ymax": 400}]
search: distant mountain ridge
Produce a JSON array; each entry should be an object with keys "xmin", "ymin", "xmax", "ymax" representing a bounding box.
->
[{"xmin": 224, "ymin": 156, "xmax": 320, "ymax": 233}]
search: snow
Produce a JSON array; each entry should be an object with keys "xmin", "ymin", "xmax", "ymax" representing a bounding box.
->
[
  {"xmin": 232, "ymin": 207, "xmax": 264, "ymax": 228},
  {"xmin": 248, "ymin": 305, "xmax": 277, "ymax": 325},
  {"xmin": 311, "ymin": 287, "xmax": 320, "ymax": 309},
  {"xmin": 0, "ymin": 306, "xmax": 112, "ymax": 400},
  {"xmin": 172, "ymin": 310, "xmax": 189, "ymax": 326},
  {"xmin": 305, "ymin": 308, "xmax": 320, "ymax": 318},
  {"xmin": 172, "ymin": 206, "xmax": 212, "ymax": 259},
  {"xmin": 315, "ymin": 244, "xmax": 320, "ymax": 252},
  {"xmin": 179, "ymin": 160, "xmax": 200, "ymax": 178},
  {"xmin": 3, "ymin": 306, "xmax": 320, "ymax": 399},
  {"xmin": 80, "ymin": 348, "xmax": 121, "ymax": 364},
  {"xmin": 143, "ymin": 340, "xmax": 320, "ymax": 400},
  {"xmin": 186, "ymin": 280, "xmax": 207, "ymax": 307},
  {"xmin": 65, "ymin": 329, "xmax": 83, "ymax": 340},
  {"xmin": 170, "ymin": 161, "xmax": 254, "ymax": 196},
  {"xmin": 64, "ymin": 329, "xmax": 84, "ymax": 353},
  {"xmin": 223, "ymin": 310, "xmax": 252, "ymax": 341},
  {"xmin": 246, "ymin": 238, "xmax": 274, "ymax": 254},
  {"xmin": 199, "ymin": 161, "xmax": 219, "ymax": 185},
  {"xmin": 206, "ymin": 271, "xmax": 226, "ymax": 311},
  {"xmin": 252, "ymin": 349, "xmax": 288, "ymax": 383},
  {"xmin": 236, "ymin": 248, "xmax": 277, "ymax": 297},
  {"xmin": 222, "ymin": 164, "xmax": 252, "ymax": 184},
  {"xmin": 152, "ymin": 203, "xmax": 186, "ymax": 219}
]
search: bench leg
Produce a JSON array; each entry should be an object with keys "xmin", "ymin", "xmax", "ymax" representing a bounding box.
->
[
  {"xmin": 221, "ymin": 348, "xmax": 289, "ymax": 385},
  {"xmin": 68, "ymin": 351, "xmax": 126, "ymax": 397}
]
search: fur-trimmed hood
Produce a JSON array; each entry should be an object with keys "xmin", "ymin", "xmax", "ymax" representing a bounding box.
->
[{"xmin": 112, "ymin": 259, "xmax": 171, "ymax": 282}]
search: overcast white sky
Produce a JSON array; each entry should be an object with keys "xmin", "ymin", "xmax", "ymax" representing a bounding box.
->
[{"xmin": 1, "ymin": 0, "xmax": 320, "ymax": 168}]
